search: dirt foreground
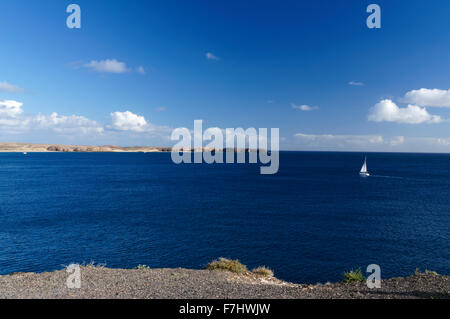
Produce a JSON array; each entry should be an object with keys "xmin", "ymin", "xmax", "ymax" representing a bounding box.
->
[{"xmin": 0, "ymin": 267, "xmax": 449, "ymax": 299}]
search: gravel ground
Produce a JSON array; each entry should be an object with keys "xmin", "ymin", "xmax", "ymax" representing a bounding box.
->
[{"xmin": 0, "ymin": 267, "xmax": 449, "ymax": 299}]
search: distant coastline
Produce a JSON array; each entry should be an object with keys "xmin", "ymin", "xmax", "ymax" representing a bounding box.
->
[
  {"xmin": 0, "ymin": 142, "xmax": 259, "ymax": 153},
  {"xmin": 0, "ymin": 142, "xmax": 172, "ymax": 153}
]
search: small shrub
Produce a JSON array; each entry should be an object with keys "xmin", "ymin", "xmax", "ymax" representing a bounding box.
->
[
  {"xmin": 206, "ymin": 258, "xmax": 247, "ymax": 274},
  {"xmin": 136, "ymin": 264, "xmax": 151, "ymax": 270},
  {"xmin": 415, "ymin": 268, "xmax": 438, "ymax": 276},
  {"xmin": 343, "ymin": 268, "xmax": 366, "ymax": 283},
  {"xmin": 82, "ymin": 261, "xmax": 106, "ymax": 268},
  {"xmin": 252, "ymin": 266, "xmax": 274, "ymax": 277}
]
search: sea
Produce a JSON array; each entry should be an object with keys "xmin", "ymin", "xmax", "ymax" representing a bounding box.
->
[{"xmin": 0, "ymin": 152, "xmax": 448, "ymax": 284}]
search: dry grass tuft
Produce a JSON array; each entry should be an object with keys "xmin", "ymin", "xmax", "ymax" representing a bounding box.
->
[
  {"xmin": 206, "ymin": 258, "xmax": 248, "ymax": 274},
  {"xmin": 252, "ymin": 266, "xmax": 274, "ymax": 277},
  {"xmin": 343, "ymin": 268, "xmax": 366, "ymax": 283}
]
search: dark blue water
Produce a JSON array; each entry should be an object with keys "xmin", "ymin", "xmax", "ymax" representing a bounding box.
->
[{"xmin": 0, "ymin": 152, "xmax": 449, "ymax": 283}]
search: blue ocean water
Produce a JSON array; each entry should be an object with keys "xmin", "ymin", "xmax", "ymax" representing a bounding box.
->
[{"xmin": 0, "ymin": 152, "xmax": 449, "ymax": 284}]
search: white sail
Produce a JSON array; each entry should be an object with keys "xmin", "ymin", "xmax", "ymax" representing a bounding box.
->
[{"xmin": 360, "ymin": 158, "xmax": 367, "ymax": 173}]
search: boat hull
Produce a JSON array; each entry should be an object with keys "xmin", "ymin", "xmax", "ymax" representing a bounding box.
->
[{"xmin": 359, "ymin": 172, "xmax": 370, "ymax": 177}]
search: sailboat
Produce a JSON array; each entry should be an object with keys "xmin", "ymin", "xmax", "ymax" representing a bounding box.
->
[{"xmin": 359, "ymin": 157, "xmax": 370, "ymax": 177}]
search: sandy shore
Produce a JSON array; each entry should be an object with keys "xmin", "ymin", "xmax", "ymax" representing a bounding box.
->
[{"xmin": 0, "ymin": 267, "xmax": 448, "ymax": 299}]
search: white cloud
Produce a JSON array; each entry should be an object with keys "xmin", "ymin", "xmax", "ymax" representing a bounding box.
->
[
  {"xmin": 34, "ymin": 113, "xmax": 104, "ymax": 135},
  {"xmin": 389, "ymin": 136, "xmax": 405, "ymax": 146},
  {"xmin": 0, "ymin": 100, "xmax": 24, "ymax": 117},
  {"xmin": 0, "ymin": 99, "xmax": 103, "ymax": 136},
  {"xmin": 292, "ymin": 103, "xmax": 319, "ymax": 111},
  {"xmin": 110, "ymin": 111, "xmax": 149, "ymax": 132},
  {"xmin": 206, "ymin": 52, "xmax": 220, "ymax": 61},
  {"xmin": 0, "ymin": 81, "xmax": 25, "ymax": 93},
  {"xmin": 403, "ymin": 88, "xmax": 450, "ymax": 107},
  {"xmin": 368, "ymin": 99, "xmax": 442, "ymax": 124},
  {"xmin": 436, "ymin": 138, "xmax": 450, "ymax": 146},
  {"xmin": 0, "ymin": 117, "xmax": 27, "ymax": 127},
  {"xmin": 295, "ymin": 133, "xmax": 385, "ymax": 147},
  {"xmin": 84, "ymin": 59, "xmax": 130, "ymax": 74},
  {"xmin": 291, "ymin": 132, "xmax": 450, "ymax": 152},
  {"xmin": 110, "ymin": 111, "xmax": 172, "ymax": 138},
  {"xmin": 293, "ymin": 133, "xmax": 410, "ymax": 151},
  {"xmin": 136, "ymin": 66, "xmax": 146, "ymax": 75},
  {"xmin": 349, "ymin": 81, "xmax": 364, "ymax": 87},
  {"xmin": 155, "ymin": 106, "xmax": 166, "ymax": 112},
  {"xmin": 0, "ymin": 101, "xmax": 172, "ymax": 144}
]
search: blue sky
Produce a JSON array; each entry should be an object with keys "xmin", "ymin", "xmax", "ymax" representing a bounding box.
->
[{"xmin": 0, "ymin": 0, "xmax": 449, "ymax": 151}]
